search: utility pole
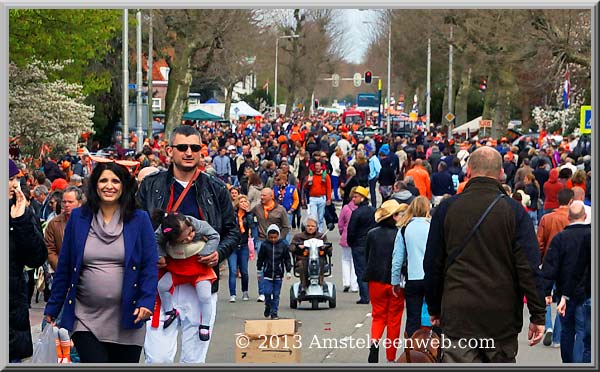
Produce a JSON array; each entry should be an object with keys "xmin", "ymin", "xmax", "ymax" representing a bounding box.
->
[
  {"xmin": 426, "ymin": 38, "xmax": 431, "ymax": 129},
  {"xmin": 447, "ymin": 25, "xmax": 454, "ymax": 139},
  {"xmin": 386, "ymin": 19, "xmax": 391, "ymax": 135},
  {"xmin": 122, "ymin": 9, "xmax": 129, "ymax": 149},
  {"xmin": 136, "ymin": 10, "xmax": 143, "ymax": 153},
  {"xmin": 378, "ymin": 79, "xmax": 383, "ymax": 127},
  {"xmin": 147, "ymin": 10, "xmax": 153, "ymax": 139}
]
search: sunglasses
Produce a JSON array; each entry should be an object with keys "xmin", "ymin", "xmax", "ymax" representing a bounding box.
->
[{"xmin": 173, "ymin": 144, "xmax": 202, "ymax": 152}]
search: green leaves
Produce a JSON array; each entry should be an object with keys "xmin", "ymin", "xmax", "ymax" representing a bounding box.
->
[{"xmin": 10, "ymin": 9, "xmax": 121, "ymax": 94}]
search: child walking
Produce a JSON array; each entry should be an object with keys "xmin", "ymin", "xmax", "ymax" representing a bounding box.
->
[
  {"xmin": 257, "ymin": 224, "xmax": 292, "ymax": 320},
  {"xmin": 153, "ymin": 210, "xmax": 220, "ymax": 341}
]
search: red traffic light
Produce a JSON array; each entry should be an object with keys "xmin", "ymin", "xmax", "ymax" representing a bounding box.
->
[{"xmin": 364, "ymin": 71, "xmax": 372, "ymax": 84}]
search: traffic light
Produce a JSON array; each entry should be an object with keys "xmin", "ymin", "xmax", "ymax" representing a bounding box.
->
[{"xmin": 364, "ymin": 71, "xmax": 372, "ymax": 84}]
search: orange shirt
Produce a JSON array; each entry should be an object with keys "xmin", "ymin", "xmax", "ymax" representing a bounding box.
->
[
  {"xmin": 405, "ymin": 165, "xmax": 431, "ymax": 200},
  {"xmin": 307, "ymin": 172, "xmax": 332, "ymax": 201}
]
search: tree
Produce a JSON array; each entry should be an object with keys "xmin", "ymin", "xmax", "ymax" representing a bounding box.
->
[
  {"xmin": 9, "ymin": 9, "xmax": 122, "ymax": 94},
  {"xmin": 201, "ymin": 11, "xmax": 262, "ymax": 120},
  {"xmin": 9, "ymin": 61, "xmax": 95, "ymax": 165},
  {"xmin": 151, "ymin": 10, "xmax": 260, "ymax": 139},
  {"xmin": 239, "ymin": 88, "xmax": 273, "ymax": 112}
]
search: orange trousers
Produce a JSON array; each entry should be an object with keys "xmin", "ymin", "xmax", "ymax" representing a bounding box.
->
[{"xmin": 369, "ymin": 281, "xmax": 405, "ymax": 362}]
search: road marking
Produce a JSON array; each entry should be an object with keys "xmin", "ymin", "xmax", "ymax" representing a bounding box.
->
[{"xmin": 355, "ymin": 323, "xmax": 363, "ymax": 328}]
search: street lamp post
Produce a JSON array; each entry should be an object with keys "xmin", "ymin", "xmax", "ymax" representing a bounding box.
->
[{"xmin": 274, "ymin": 34, "xmax": 299, "ymax": 115}]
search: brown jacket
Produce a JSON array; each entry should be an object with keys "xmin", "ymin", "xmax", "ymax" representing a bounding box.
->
[
  {"xmin": 537, "ymin": 206, "xmax": 570, "ymax": 261},
  {"xmin": 251, "ymin": 202, "xmax": 290, "ymax": 240},
  {"xmin": 44, "ymin": 213, "xmax": 69, "ymax": 271}
]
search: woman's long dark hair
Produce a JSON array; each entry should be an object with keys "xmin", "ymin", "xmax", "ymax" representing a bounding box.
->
[{"xmin": 84, "ymin": 162, "xmax": 137, "ymax": 221}]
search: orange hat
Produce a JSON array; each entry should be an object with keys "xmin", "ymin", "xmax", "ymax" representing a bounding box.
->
[{"xmin": 51, "ymin": 178, "xmax": 69, "ymax": 191}]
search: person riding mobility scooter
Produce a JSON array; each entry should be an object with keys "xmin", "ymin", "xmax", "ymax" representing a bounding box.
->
[{"xmin": 289, "ymin": 217, "xmax": 336, "ymax": 309}]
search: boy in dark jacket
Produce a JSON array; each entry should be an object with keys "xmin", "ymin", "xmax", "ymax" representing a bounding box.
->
[{"xmin": 257, "ymin": 224, "xmax": 292, "ymax": 319}]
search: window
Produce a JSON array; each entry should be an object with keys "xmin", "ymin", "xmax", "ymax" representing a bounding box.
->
[{"xmin": 152, "ymin": 98, "xmax": 162, "ymax": 111}]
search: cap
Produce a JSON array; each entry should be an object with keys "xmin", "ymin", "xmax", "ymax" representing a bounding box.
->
[{"xmin": 227, "ymin": 145, "xmax": 236, "ymax": 151}]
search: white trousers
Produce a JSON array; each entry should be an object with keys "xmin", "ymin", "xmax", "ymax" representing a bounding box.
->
[
  {"xmin": 341, "ymin": 245, "xmax": 358, "ymax": 291},
  {"xmin": 144, "ymin": 285, "xmax": 218, "ymax": 363}
]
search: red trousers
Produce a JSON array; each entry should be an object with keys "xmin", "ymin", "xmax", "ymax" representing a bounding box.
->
[{"xmin": 369, "ymin": 281, "xmax": 405, "ymax": 362}]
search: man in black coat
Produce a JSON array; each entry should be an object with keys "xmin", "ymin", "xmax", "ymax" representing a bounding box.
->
[
  {"xmin": 541, "ymin": 201, "xmax": 590, "ymax": 363},
  {"xmin": 424, "ymin": 146, "xmax": 545, "ymax": 363},
  {"xmin": 346, "ymin": 186, "xmax": 377, "ymax": 304},
  {"xmin": 502, "ymin": 154, "xmax": 517, "ymax": 188},
  {"xmin": 430, "ymin": 161, "xmax": 455, "ymax": 206},
  {"xmin": 9, "ymin": 159, "xmax": 48, "ymax": 362}
]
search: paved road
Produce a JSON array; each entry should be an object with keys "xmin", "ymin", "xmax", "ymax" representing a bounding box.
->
[{"xmin": 27, "ymin": 205, "xmax": 563, "ymax": 365}]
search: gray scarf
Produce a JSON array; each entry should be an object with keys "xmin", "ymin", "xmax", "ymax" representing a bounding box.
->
[{"xmin": 90, "ymin": 208, "xmax": 124, "ymax": 244}]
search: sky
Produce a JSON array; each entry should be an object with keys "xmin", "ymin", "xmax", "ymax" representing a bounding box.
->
[{"xmin": 339, "ymin": 9, "xmax": 382, "ymax": 64}]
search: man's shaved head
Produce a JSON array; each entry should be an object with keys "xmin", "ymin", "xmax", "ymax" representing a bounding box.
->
[{"xmin": 467, "ymin": 146, "xmax": 503, "ymax": 179}]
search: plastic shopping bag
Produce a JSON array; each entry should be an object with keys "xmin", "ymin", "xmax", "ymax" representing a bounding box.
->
[{"xmin": 31, "ymin": 324, "xmax": 57, "ymax": 363}]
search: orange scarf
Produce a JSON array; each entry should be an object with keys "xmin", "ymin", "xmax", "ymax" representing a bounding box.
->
[
  {"xmin": 263, "ymin": 200, "xmax": 276, "ymax": 220},
  {"xmin": 238, "ymin": 209, "xmax": 246, "ymax": 234}
]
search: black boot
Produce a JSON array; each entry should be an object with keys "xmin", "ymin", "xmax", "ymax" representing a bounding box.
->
[
  {"xmin": 163, "ymin": 308, "xmax": 179, "ymax": 329},
  {"xmin": 368, "ymin": 343, "xmax": 379, "ymax": 363}
]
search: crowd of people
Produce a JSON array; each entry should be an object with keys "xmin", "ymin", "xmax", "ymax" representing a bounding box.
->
[{"xmin": 8, "ymin": 109, "xmax": 592, "ymax": 364}]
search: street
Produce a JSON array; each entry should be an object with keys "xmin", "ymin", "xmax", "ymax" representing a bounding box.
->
[{"xmin": 28, "ymin": 209, "xmax": 563, "ymax": 365}]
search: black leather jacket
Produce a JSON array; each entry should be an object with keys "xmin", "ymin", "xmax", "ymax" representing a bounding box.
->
[{"xmin": 137, "ymin": 167, "xmax": 241, "ymax": 293}]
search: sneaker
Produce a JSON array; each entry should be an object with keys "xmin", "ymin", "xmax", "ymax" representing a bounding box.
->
[
  {"xmin": 242, "ymin": 292, "xmax": 250, "ymax": 301},
  {"xmin": 264, "ymin": 304, "xmax": 271, "ymax": 318},
  {"xmin": 343, "ymin": 286, "xmax": 350, "ymax": 293},
  {"xmin": 356, "ymin": 299, "xmax": 370, "ymax": 304},
  {"xmin": 229, "ymin": 295, "xmax": 236, "ymax": 303},
  {"xmin": 551, "ymin": 342, "xmax": 560, "ymax": 348},
  {"xmin": 163, "ymin": 308, "xmax": 180, "ymax": 329},
  {"xmin": 199, "ymin": 325, "xmax": 210, "ymax": 341},
  {"xmin": 543, "ymin": 329, "xmax": 553, "ymax": 346},
  {"xmin": 271, "ymin": 314, "xmax": 279, "ymax": 320},
  {"xmin": 257, "ymin": 294, "xmax": 265, "ymax": 302}
]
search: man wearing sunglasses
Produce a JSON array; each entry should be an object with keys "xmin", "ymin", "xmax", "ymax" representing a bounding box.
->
[{"xmin": 137, "ymin": 125, "xmax": 240, "ymax": 364}]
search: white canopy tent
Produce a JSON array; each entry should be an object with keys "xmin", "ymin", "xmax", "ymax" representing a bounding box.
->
[
  {"xmin": 452, "ymin": 116, "xmax": 482, "ymax": 135},
  {"xmin": 188, "ymin": 101, "xmax": 262, "ymax": 119}
]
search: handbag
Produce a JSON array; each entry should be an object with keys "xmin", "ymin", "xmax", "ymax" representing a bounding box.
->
[
  {"xmin": 396, "ymin": 326, "xmax": 444, "ymax": 363},
  {"xmin": 248, "ymin": 233, "xmax": 255, "ymax": 261}
]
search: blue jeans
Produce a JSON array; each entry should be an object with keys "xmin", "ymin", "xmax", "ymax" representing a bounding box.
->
[
  {"xmin": 528, "ymin": 210, "xmax": 538, "ymax": 229},
  {"xmin": 545, "ymin": 304, "xmax": 561, "ymax": 343},
  {"xmin": 331, "ymin": 175, "xmax": 340, "ymax": 200},
  {"xmin": 228, "ymin": 244, "xmax": 249, "ymax": 296},
  {"xmin": 286, "ymin": 213, "xmax": 294, "ymax": 243},
  {"xmin": 263, "ymin": 279, "xmax": 283, "ymax": 316},
  {"xmin": 369, "ymin": 178, "xmax": 377, "ymax": 208},
  {"xmin": 560, "ymin": 298, "xmax": 586, "ymax": 363},
  {"xmin": 351, "ymin": 247, "xmax": 369, "ymax": 302},
  {"xmin": 309, "ymin": 196, "xmax": 326, "ymax": 232},
  {"xmin": 582, "ymin": 298, "xmax": 591, "ymax": 363},
  {"xmin": 255, "ymin": 240, "xmax": 265, "ymax": 296}
]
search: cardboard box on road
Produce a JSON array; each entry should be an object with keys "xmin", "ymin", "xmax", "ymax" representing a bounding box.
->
[{"xmin": 235, "ymin": 319, "xmax": 301, "ymax": 363}]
